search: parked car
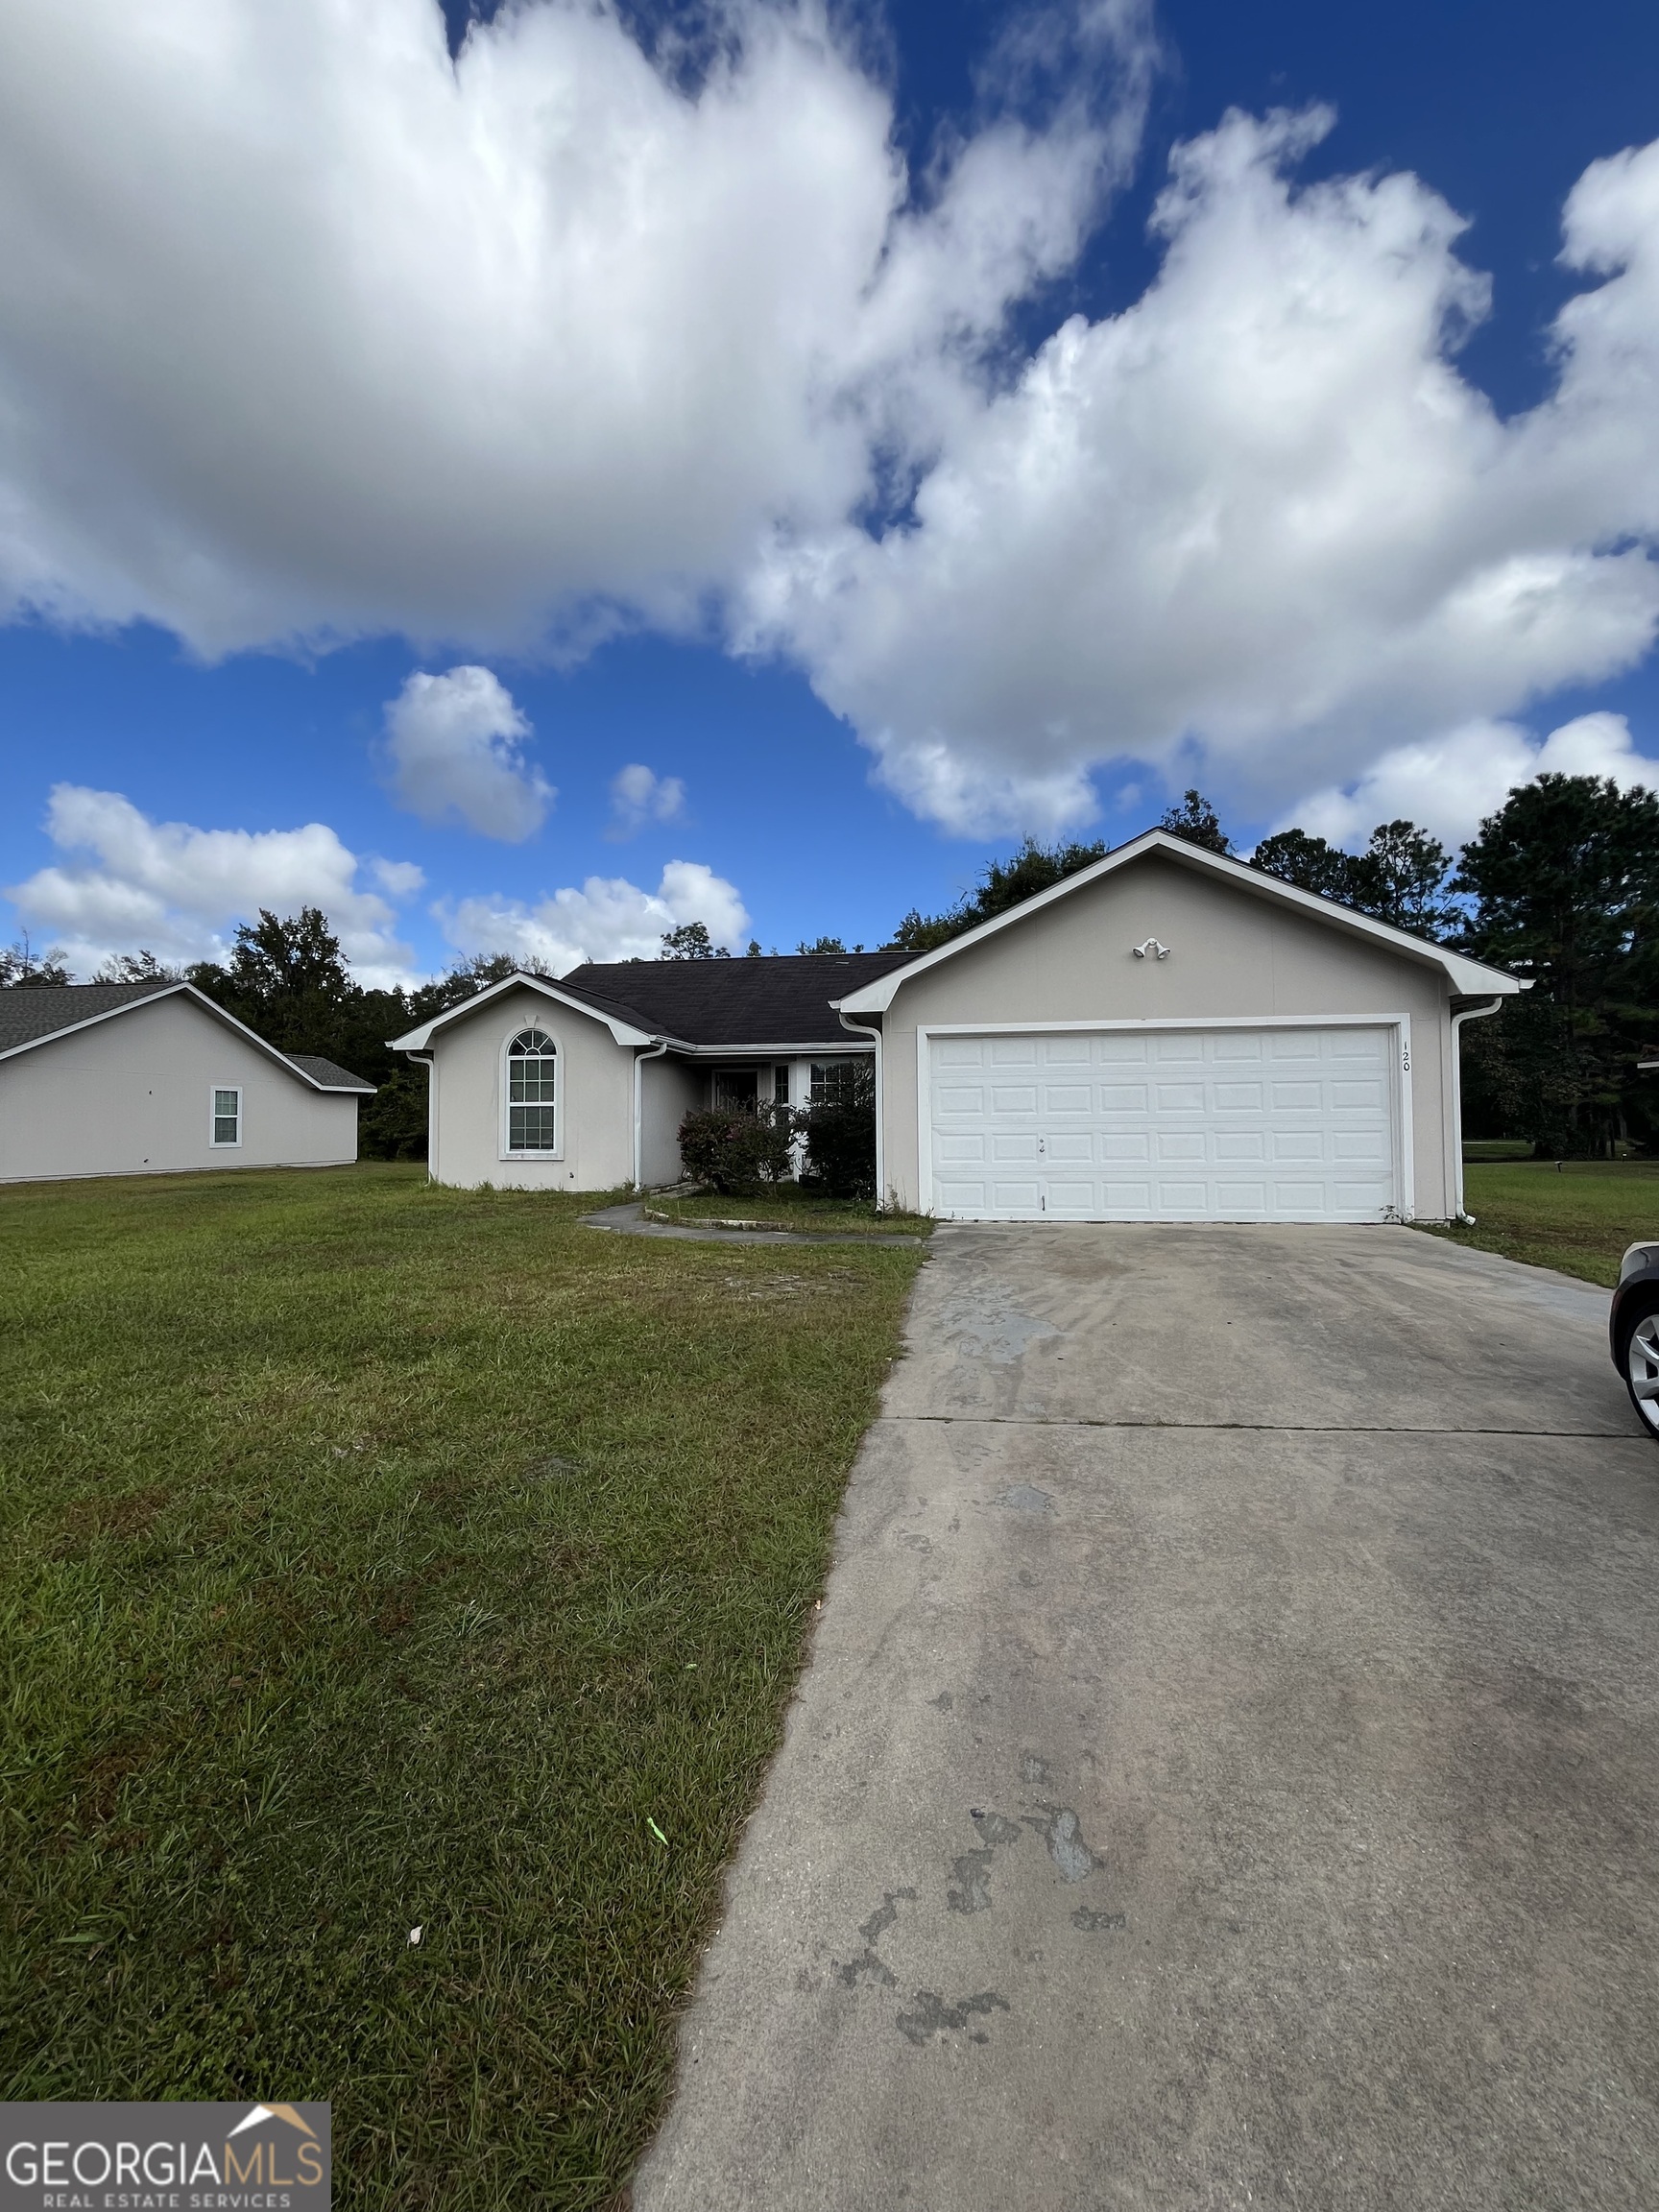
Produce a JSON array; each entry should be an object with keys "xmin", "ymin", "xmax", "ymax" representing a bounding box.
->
[{"xmin": 1611, "ymin": 1242, "xmax": 1659, "ymax": 1434}]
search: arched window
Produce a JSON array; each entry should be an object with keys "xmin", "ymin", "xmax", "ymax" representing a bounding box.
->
[{"xmin": 506, "ymin": 1028, "xmax": 558, "ymax": 1153}]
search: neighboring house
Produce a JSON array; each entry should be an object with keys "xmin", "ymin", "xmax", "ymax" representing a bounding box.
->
[
  {"xmin": 0, "ymin": 983, "xmax": 374, "ymax": 1185},
  {"xmin": 395, "ymin": 829, "xmax": 1523, "ymax": 1223}
]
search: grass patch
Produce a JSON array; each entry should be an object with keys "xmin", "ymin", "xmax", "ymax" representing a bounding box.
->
[
  {"xmin": 1419, "ymin": 1160, "xmax": 1659, "ymax": 1286},
  {"xmin": 644, "ymin": 1190, "xmax": 934, "ymax": 1238},
  {"xmin": 0, "ymin": 1164, "xmax": 923, "ymax": 2207}
]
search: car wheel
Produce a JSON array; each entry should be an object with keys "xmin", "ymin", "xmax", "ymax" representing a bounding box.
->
[{"xmin": 1623, "ymin": 1299, "xmax": 1659, "ymax": 1436}]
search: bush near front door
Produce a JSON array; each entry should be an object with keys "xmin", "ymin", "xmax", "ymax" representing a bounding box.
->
[{"xmin": 677, "ymin": 1105, "xmax": 795, "ymax": 1194}]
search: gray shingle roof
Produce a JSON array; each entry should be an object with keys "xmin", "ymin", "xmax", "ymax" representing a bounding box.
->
[
  {"xmin": 0, "ymin": 980, "xmax": 179, "ymax": 1052},
  {"xmin": 284, "ymin": 1052, "xmax": 376, "ymax": 1094},
  {"xmin": 0, "ymin": 983, "xmax": 373, "ymax": 1092},
  {"xmin": 555, "ymin": 950, "xmax": 910, "ymax": 1047}
]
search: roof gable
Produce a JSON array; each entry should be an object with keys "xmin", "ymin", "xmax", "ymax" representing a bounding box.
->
[
  {"xmin": 0, "ymin": 982, "xmax": 373, "ymax": 1091},
  {"xmin": 834, "ymin": 831, "xmax": 1524, "ymax": 1012},
  {"xmin": 389, "ymin": 973, "xmax": 658, "ymax": 1052}
]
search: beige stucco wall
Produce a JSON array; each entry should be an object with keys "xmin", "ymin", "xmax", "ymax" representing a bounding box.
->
[
  {"xmin": 639, "ymin": 1054, "xmax": 705, "ymax": 1186},
  {"xmin": 0, "ymin": 994, "xmax": 359, "ymax": 1183},
  {"xmin": 878, "ymin": 854, "xmax": 1457, "ymax": 1219},
  {"xmin": 427, "ymin": 985, "xmax": 637, "ymax": 1191}
]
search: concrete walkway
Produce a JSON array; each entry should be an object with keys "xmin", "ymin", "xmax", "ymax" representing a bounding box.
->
[
  {"xmin": 582, "ymin": 1199, "xmax": 924, "ymax": 1247},
  {"xmin": 634, "ymin": 1223, "xmax": 1659, "ymax": 2211}
]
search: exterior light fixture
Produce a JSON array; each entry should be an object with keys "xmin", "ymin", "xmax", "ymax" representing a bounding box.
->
[{"xmin": 1132, "ymin": 938, "xmax": 1170, "ymax": 961}]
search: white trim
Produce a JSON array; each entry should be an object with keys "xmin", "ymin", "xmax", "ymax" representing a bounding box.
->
[
  {"xmin": 209, "ymin": 1083, "xmax": 243, "ymax": 1149},
  {"xmin": 834, "ymin": 830, "xmax": 1525, "ymax": 1014},
  {"xmin": 661, "ymin": 1039, "xmax": 875, "ymax": 1058},
  {"xmin": 499, "ymin": 1023, "xmax": 562, "ymax": 1163},
  {"xmin": 917, "ymin": 1013, "xmax": 1414, "ymax": 1223},
  {"xmin": 392, "ymin": 971, "xmax": 656, "ymax": 1052}
]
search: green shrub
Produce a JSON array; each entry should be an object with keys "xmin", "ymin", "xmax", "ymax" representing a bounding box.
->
[
  {"xmin": 796, "ymin": 1062, "xmax": 877, "ymax": 1200},
  {"xmin": 677, "ymin": 1105, "xmax": 795, "ymax": 1194}
]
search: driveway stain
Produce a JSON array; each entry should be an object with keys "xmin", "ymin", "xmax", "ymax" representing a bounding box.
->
[
  {"xmin": 997, "ymin": 1483, "xmax": 1054, "ymax": 1514},
  {"xmin": 947, "ymin": 1848, "xmax": 995, "ymax": 1914},
  {"xmin": 896, "ymin": 1989, "xmax": 1011, "ymax": 2046},
  {"xmin": 1023, "ymin": 1807, "xmax": 1098, "ymax": 1882},
  {"xmin": 1071, "ymin": 1906, "xmax": 1127, "ymax": 1932},
  {"xmin": 835, "ymin": 1887, "xmax": 917, "ymax": 1988},
  {"xmin": 950, "ymin": 1811, "xmax": 1022, "ymax": 1912},
  {"xmin": 939, "ymin": 1294, "xmax": 1061, "ymax": 1364}
]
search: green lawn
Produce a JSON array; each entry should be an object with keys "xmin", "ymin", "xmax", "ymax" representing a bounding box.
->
[
  {"xmin": 1421, "ymin": 1160, "xmax": 1659, "ymax": 1286},
  {"xmin": 643, "ymin": 1190, "xmax": 933, "ymax": 1238},
  {"xmin": 0, "ymin": 1165, "xmax": 923, "ymax": 2207}
]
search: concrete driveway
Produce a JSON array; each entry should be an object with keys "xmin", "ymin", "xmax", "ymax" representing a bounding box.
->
[{"xmin": 634, "ymin": 1225, "xmax": 1659, "ymax": 2211}]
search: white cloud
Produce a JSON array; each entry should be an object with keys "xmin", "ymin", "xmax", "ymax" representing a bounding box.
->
[
  {"xmin": 5, "ymin": 785, "xmax": 421, "ymax": 986},
  {"xmin": 743, "ymin": 111, "xmax": 1659, "ymax": 832},
  {"xmin": 0, "ymin": 0, "xmax": 1150, "ymax": 656},
  {"xmin": 441, "ymin": 858, "xmax": 749, "ymax": 974},
  {"xmin": 1, "ymin": 8, "xmax": 1656, "ymax": 838},
  {"xmin": 383, "ymin": 665, "xmax": 552, "ymax": 840},
  {"xmin": 607, "ymin": 762, "xmax": 685, "ymax": 837},
  {"xmin": 1286, "ymin": 712, "xmax": 1659, "ymax": 852}
]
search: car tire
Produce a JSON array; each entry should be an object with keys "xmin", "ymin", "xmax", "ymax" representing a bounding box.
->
[{"xmin": 1619, "ymin": 1290, "xmax": 1659, "ymax": 1438}]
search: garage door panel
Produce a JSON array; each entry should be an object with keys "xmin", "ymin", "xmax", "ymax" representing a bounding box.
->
[
  {"xmin": 1214, "ymin": 1132, "xmax": 1267, "ymax": 1162},
  {"xmin": 1214, "ymin": 1179, "xmax": 1269, "ymax": 1210},
  {"xmin": 1102, "ymin": 1134, "xmax": 1152, "ymax": 1161},
  {"xmin": 1046, "ymin": 1133, "xmax": 1094, "ymax": 1164},
  {"xmin": 1156, "ymin": 1131, "xmax": 1207, "ymax": 1162},
  {"xmin": 991, "ymin": 1178, "xmax": 1042, "ymax": 1210},
  {"xmin": 928, "ymin": 1024, "xmax": 1398, "ymax": 1222}
]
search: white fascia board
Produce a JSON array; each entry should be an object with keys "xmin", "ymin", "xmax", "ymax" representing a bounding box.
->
[
  {"xmin": 0, "ymin": 982, "xmax": 349, "ymax": 1091},
  {"xmin": 390, "ymin": 971, "xmax": 658, "ymax": 1052},
  {"xmin": 834, "ymin": 830, "xmax": 1525, "ymax": 1011},
  {"xmin": 670, "ymin": 1039, "xmax": 876, "ymax": 1057}
]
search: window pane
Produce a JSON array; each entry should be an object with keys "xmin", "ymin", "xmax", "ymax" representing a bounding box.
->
[
  {"xmin": 810, "ymin": 1059, "xmax": 857, "ymax": 1104},
  {"xmin": 214, "ymin": 1116, "xmax": 238, "ymax": 1143},
  {"xmin": 509, "ymin": 1104, "xmax": 557, "ymax": 1152},
  {"xmin": 509, "ymin": 1032, "xmax": 557, "ymax": 1105},
  {"xmin": 214, "ymin": 1090, "xmax": 237, "ymax": 1114},
  {"xmin": 775, "ymin": 1065, "xmax": 790, "ymax": 1104}
]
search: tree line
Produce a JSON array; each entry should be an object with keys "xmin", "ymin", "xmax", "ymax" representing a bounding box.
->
[{"xmin": 7, "ymin": 768, "xmax": 1657, "ymax": 1158}]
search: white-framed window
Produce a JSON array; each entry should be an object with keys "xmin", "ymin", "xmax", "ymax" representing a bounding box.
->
[
  {"xmin": 504, "ymin": 1028, "xmax": 559, "ymax": 1156},
  {"xmin": 210, "ymin": 1086, "xmax": 242, "ymax": 1147},
  {"xmin": 809, "ymin": 1058, "xmax": 860, "ymax": 1105}
]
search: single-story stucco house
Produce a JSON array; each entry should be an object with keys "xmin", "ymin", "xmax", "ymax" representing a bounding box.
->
[
  {"xmin": 0, "ymin": 982, "xmax": 374, "ymax": 1184},
  {"xmin": 393, "ymin": 830, "xmax": 1524, "ymax": 1224}
]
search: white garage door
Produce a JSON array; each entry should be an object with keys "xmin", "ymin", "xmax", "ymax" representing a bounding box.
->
[{"xmin": 927, "ymin": 1025, "xmax": 1399, "ymax": 1222}]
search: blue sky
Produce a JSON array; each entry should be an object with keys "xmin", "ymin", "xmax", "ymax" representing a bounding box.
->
[{"xmin": 1, "ymin": 0, "xmax": 1655, "ymax": 984}]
